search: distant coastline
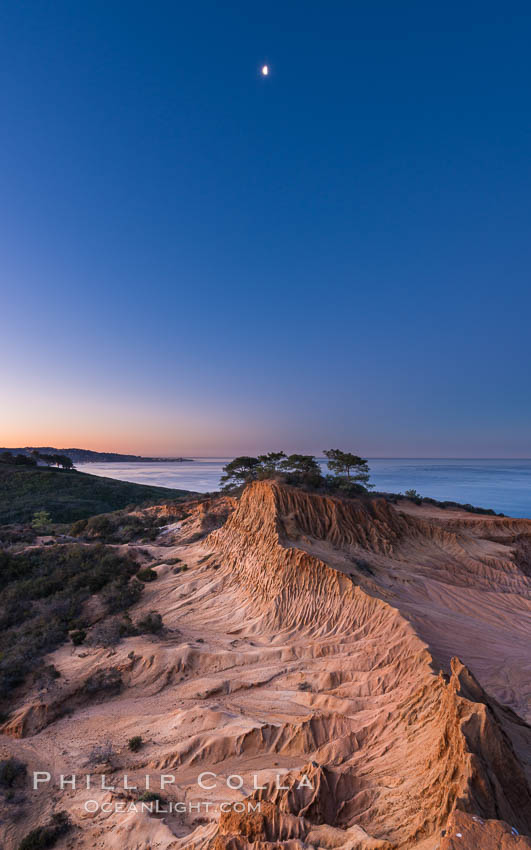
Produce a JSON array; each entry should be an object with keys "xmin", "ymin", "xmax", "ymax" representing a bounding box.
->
[
  {"xmin": 0, "ymin": 447, "xmax": 193, "ymax": 464},
  {"xmin": 77, "ymin": 457, "xmax": 531, "ymax": 518}
]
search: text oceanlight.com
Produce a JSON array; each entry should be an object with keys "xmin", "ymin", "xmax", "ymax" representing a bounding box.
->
[{"xmin": 83, "ymin": 800, "xmax": 263, "ymax": 814}]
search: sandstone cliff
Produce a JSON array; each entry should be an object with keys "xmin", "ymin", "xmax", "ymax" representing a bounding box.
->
[{"xmin": 1, "ymin": 481, "xmax": 530, "ymax": 850}]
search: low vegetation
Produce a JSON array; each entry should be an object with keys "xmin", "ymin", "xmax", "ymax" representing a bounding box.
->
[
  {"xmin": 87, "ymin": 618, "xmax": 125, "ymax": 648},
  {"xmin": 138, "ymin": 791, "xmax": 165, "ymax": 805},
  {"xmin": 86, "ymin": 741, "xmax": 114, "ymax": 765},
  {"xmin": 0, "ymin": 461, "xmax": 190, "ymax": 524},
  {"xmin": 136, "ymin": 611, "xmax": 164, "ymax": 634},
  {"xmin": 401, "ymin": 492, "xmax": 503, "ymax": 516},
  {"xmin": 31, "ymin": 510, "xmax": 53, "ymax": 533},
  {"xmin": 0, "ymin": 757, "xmax": 27, "ymax": 790},
  {"xmin": 0, "ymin": 524, "xmax": 37, "ymax": 547},
  {"xmin": 101, "ymin": 576, "xmax": 144, "ymax": 612},
  {"xmin": 0, "ymin": 452, "xmax": 37, "ymax": 467},
  {"xmin": 0, "ymin": 544, "xmax": 143, "ymax": 699},
  {"xmin": 137, "ymin": 567, "xmax": 157, "ymax": 582},
  {"xmin": 18, "ymin": 812, "xmax": 71, "ymax": 850},
  {"xmin": 87, "ymin": 607, "xmax": 165, "ymax": 646},
  {"xmin": 128, "ymin": 735, "xmax": 143, "ymax": 752},
  {"xmin": 1, "ymin": 450, "xmax": 73, "ymax": 470},
  {"xmin": 70, "ymin": 628, "xmax": 87, "ymax": 646},
  {"xmin": 83, "ymin": 668, "xmax": 122, "ymax": 697},
  {"xmin": 71, "ymin": 509, "xmax": 167, "ymax": 543}
]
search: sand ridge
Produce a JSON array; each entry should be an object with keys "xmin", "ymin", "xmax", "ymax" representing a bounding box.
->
[{"xmin": 1, "ymin": 480, "xmax": 530, "ymax": 849}]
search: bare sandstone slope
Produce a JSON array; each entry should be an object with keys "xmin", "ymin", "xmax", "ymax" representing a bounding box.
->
[
  {"xmin": 206, "ymin": 481, "xmax": 531, "ymax": 849},
  {"xmin": 0, "ymin": 481, "xmax": 530, "ymax": 850}
]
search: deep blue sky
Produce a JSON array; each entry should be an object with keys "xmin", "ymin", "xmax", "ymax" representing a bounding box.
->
[{"xmin": 2, "ymin": 1, "xmax": 531, "ymax": 456}]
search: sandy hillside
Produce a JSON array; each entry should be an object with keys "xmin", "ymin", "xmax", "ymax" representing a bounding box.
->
[{"xmin": 1, "ymin": 480, "xmax": 530, "ymax": 850}]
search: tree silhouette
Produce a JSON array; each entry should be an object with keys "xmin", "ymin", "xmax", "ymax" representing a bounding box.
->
[
  {"xmin": 220, "ymin": 456, "xmax": 261, "ymax": 490},
  {"xmin": 323, "ymin": 449, "xmax": 371, "ymax": 488}
]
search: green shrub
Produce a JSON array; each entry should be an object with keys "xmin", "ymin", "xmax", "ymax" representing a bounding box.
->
[
  {"xmin": 70, "ymin": 628, "xmax": 86, "ymax": 646},
  {"xmin": 88, "ymin": 619, "xmax": 122, "ymax": 647},
  {"xmin": 85, "ymin": 514, "xmax": 114, "ymax": 539},
  {"xmin": 414, "ymin": 495, "xmax": 500, "ymax": 515},
  {"xmin": 0, "ymin": 525, "xmax": 37, "ymax": 546},
  {"xmin": 0, "ymin": 452, "xmax": 36, "ymax": 467},
  {"xmin": 325, "ymin": 475, "xmax": 368, "ymax": 496},
  {"xmin": 138, "ymin": 791, "xmax": 164, "ymax": 804},
  {"xmin": 0, "ymin": 463, "xmax": 190, "ymax": 525},
  {"xmin": 31, "ymin": 510, "xmax": 52, "ymax": 533},
  {"xmin": 43, "ymin": 665, "xmax": 61, "ymax": 680},
  {"xmin": 83, "ymin": 668, "xmax": 122, "ymax": 696},
  {"xmin": 0, "ymin": 544, "xmax": 139, "ymax": 699},
  {"xmin": 87, "ymin": 741, "xmax": 114, "ymax": 764},
  {"xmin": 137, "ymin": 567, "xmax": 157, "ymax": 582},
  {"xmin": 352, "ymin": 558, "xmax": 374, "ymax": 576},
  {"xmin": 128, "ymin": 735, "xmax": 143, "ymax": 752},
  {"xmin": 70, "ymin": 518, "xmax": 87, "ymax": 536},
  {"xmin": 89, "ymin": 612, "xmax": 148, "ymax": 644},
  {"xmin": 136, "ymin": 611, "xmax": 163, "ymax": 634},
  {"xmin": 0, "ymin": 757, "xmax": 27, "ymax": 788},
  {"xmin": 74, "ymin": 511, "xmax": 167, "ymax": 543},
  {"xmin": 18, "ymin": 811, "xmax": 70, "ymax": 849},
  {"xmin": 102, "ymin": 577, "xmax": 143, "ymax": 613}
]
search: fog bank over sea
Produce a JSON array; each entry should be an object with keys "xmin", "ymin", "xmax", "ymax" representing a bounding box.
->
[{"xmin": 76, "ymin": 458, "xmax": 531, "ymax": 518}]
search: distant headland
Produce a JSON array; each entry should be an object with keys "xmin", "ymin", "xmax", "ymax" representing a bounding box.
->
[{"xmin": 0, "ymin": 447, "xmax": 193, "ymax": 463}]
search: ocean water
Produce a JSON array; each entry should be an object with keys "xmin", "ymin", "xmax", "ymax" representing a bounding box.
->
[{"xmin": 76, "ymin": 458, "xmax": 531, "ymax": 519}]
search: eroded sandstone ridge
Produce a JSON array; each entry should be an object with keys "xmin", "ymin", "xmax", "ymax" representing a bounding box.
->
[{"xmin": 1, "ymin": 481, "xmax": 530, "ymax": 849}]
